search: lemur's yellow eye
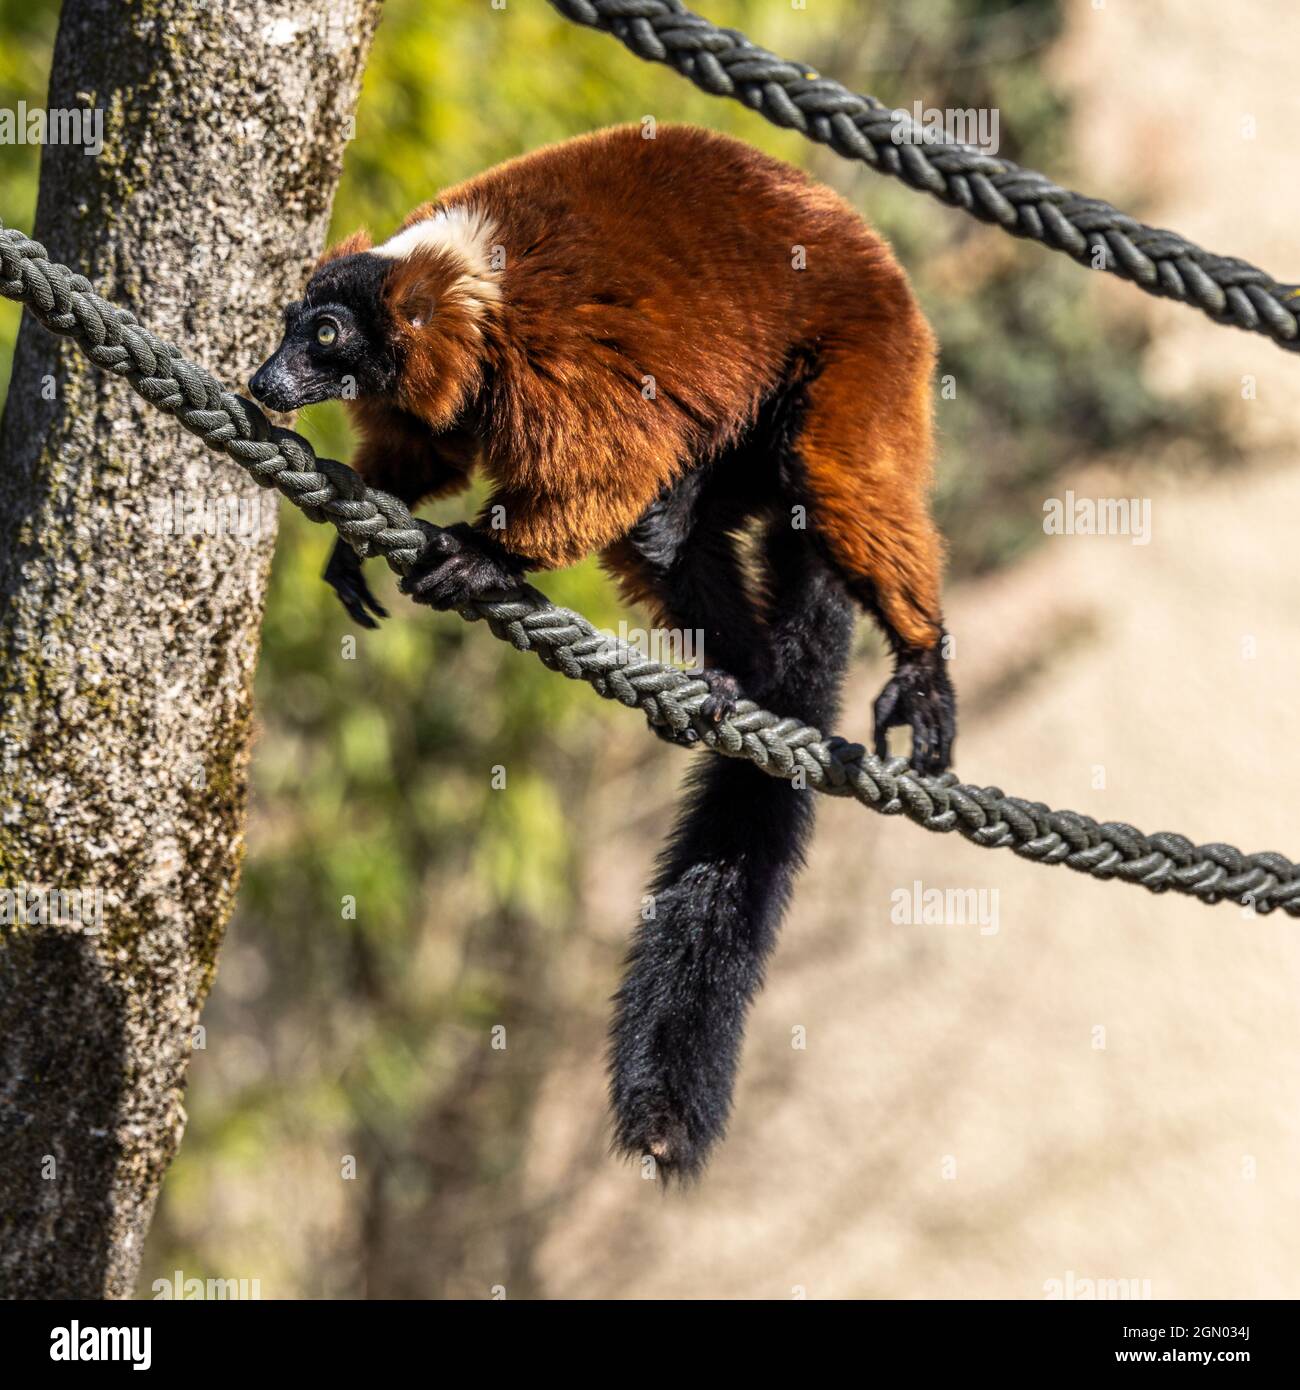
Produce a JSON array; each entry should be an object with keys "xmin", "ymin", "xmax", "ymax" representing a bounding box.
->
[{"xmin": 316, "ymin": 321, "xmax": 338, "ymax": 347}]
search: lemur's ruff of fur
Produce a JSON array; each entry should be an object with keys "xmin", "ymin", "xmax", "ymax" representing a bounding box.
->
[{"xmin": 251, "ymin": 124, "xmax": 957, "ymax": 1178}]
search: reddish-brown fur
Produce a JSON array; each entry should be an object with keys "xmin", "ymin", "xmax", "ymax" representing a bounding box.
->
[{"xmin": 323, "ymin": 123, "xmax": 943, "ymax": 649}]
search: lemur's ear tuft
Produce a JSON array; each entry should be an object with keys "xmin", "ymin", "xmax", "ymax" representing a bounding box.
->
[
  {"xmin": 314, "ymin": 228, "xmax": 373, "ymax": 271},
  {"xmin": 388, "ymin": 248, "xmax": 444, "ymax": 329}
]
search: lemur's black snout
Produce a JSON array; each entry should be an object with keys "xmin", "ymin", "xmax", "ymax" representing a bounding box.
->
[{"xmin": 248, "ymin": 356, "xmax": 300, "ymax": 413}]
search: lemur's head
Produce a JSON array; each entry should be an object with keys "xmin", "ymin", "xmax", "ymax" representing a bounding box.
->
[{"xmin": 249, "ymin": 206, "xmax": 503, "ymax": 426}]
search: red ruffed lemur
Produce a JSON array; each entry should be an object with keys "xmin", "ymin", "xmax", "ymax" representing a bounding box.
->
[{"xmin": 251, "ymin": 124, "xmax": 954, "ymax": 1179}]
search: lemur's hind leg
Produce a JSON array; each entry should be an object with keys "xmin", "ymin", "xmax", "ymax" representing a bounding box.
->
[
  {"xmin": 753, "ymin": 511, "xmax": 855, "ymax": 725},
  {"xmin": 603, "ymin": 467, "xmax": 764, "ymax": 744},
  {"xmin": 330, "ymin": 411, "xmax": 476, "ymax": 625},
  {"xmin": 793, "ymin": 347, "xmax": 956, "ymax": 774},
  {"xmin": 607, "ymin": 504, "xmax": 854, "ymax": 1178}
]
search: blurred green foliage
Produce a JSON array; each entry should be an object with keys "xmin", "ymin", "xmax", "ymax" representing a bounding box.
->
[
  {"xmin": 0, "ymin": 0, "xmax": 57, "ymax": 394},
  {"xmin": 0, "ymin": 0, "xmax": 1227, "ymax": 1295}
]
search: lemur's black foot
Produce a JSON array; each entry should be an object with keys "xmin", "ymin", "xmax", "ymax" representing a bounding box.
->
[
  {"xmin": 399, "ymin": 523, "xmax": 526, "ymax": 611},
  {"xmin": 324, "ymin": 537, "xmax": 388, "ymax": 630},
  {"xmin": 872, "ymin": 640, "xmax": 956, "ymax": 775},
  {"xmin": 647, "ymin": 668, "xmax": 741, "ymax": 747}
]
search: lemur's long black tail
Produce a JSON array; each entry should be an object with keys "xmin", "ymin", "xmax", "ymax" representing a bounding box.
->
[{"xmin": 609, "ymin": 524, "xmax": 854, "ymax": 1179}]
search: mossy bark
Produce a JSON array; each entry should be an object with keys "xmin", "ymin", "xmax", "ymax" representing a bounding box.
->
[{"xmin": 0, "ymin": 0, "xmax": 381, "ymax": 1298}]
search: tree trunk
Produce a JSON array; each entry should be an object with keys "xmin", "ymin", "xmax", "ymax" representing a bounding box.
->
[{"xmin": 0, "ymin": 0, "xmax": 380, "ymax": 1298}]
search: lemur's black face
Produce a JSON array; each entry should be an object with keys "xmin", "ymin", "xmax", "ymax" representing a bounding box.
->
[{"xmin": 249, "ymin": 253, "xmax": 399, "ymax": 413}]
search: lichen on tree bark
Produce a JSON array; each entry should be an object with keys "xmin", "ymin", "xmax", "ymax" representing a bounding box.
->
[{"xmin": 0, "ymin": 0, "xmax": 381, "ymax": 1298}]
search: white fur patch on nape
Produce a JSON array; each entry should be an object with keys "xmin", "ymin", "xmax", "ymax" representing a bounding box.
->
[{"xmin": 374, "ymin": 205, "xmax": 503, "ymax": 320}]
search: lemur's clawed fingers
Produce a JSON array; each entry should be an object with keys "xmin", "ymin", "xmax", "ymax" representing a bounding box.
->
[
  {"xmin": 873, "ymin": 679, "xmax": 951, "ymax": 775},
  {"xmin": 344, "ymin": 596, "xmax": 383, "ymax": 631},
  {"xmin": 399, "ymin": 523, "xmax": 525, "ymax": 612},
  {"xmin": 647, "ymin": 715, "xmax": 699, "ymax": 747},
  {"xmin": 697, "ymin": 668, "xmax": 742, "ymax": 726},
  {"xmin": 324, "ymin": 538, "xmax": 388, "ymax": 630},
  {"xmin": 645, "ymin": 670, "xmax": 741, "ymax": 747},
  {"xmin": 872, "ymin": 641, "xmax": 956, "ymax": 776}
]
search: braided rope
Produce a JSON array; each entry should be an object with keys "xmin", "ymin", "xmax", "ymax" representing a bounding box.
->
[
  {"xmin": 550, "ymin": 0, "xmax": 1300, "ymax": 353},
  {"xmin": 2, "ymin": 223, "xmax": 1298, "ymax": 914}
]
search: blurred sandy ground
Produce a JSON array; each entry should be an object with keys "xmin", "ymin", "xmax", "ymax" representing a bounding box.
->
[{"xmin": 517, "ymin": 0, "xmax": 1300, "ymax": 1298}]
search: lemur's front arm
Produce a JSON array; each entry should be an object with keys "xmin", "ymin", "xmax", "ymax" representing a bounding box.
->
[{"xmin": 324, "ymin": 405, "xmax": 477, "ymax": 627}]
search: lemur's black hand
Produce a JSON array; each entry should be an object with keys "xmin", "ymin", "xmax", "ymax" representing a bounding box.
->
[
  {"xmin": 872, "ymin": 641, "xmax": 956, "ymax": 776},
  {"xmin": 697, "ymin": 668, "xmax": 742, "ymax": 726},
  {"xmin": 647, "ymin": 716, "xmax": 699, "ymax": 748},
  {"xmin": 324, "ymin": 537, "xmax": 389, "ymax": 630},
  {"xmin": 647, "ymin": 668, "xmax": 742, "ymax": 747},
  {"xmin": 399, "ymin": 523, "xmax": 526, "ymax": 611}
]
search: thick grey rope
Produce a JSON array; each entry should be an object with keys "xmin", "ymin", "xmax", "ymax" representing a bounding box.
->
[
  {"xmin": 550, "ymin": 0, "xmax": 1300, "ymax": 353},
  {"xmin": 2, "ymin": 222, "xmax": 1298, "ymax": 914}
]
